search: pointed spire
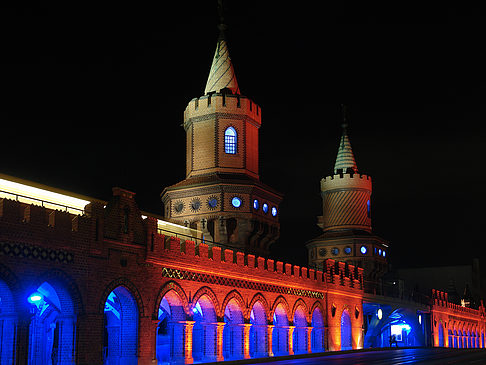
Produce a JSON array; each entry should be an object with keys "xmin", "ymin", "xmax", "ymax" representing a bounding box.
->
[
  {"xmin": 334, "ymin": 105, "xmax": 358, "ymax": 174},
  {"xmin": 204, "ymin": 0, "xmax": 240, "ymax": 95}
]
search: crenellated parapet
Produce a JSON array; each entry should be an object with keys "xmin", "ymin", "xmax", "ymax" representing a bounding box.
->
[
  {"xmin": 184, "ymin": 93, "xmax": 261, "ymax": 129},
  {"xmin": 143, "ymin": 226, "xmax": 364, "ymax": 297},
  {"xmin": 321, "ymin": 172, "xmax": 372, "ymax": 192},
  {"xmin": 432, "ymin": 289, "xmax": 486, "ymax": 319}
]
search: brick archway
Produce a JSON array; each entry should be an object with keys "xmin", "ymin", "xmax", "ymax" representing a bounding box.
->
[
  {"xmin": 221, "ymin": 289, "xmax": 247, "ymax": 321},
  {"xmin": 154, "ymin": 280, "xmax": 190, "ymax": 319},
  {"xmin": 249, "ymin": 292, "xmax": 271, "ymax": 323},
  {"xmin": 191, "ymin": 286, "xmax": 220, "ymax": 318},
  {"xmin": 99, "ymin": 277, "xmax": 144, "ymax": 317},
  {"xmin": 271, "ymin": 296, "xmax": 291, "ymax": 323}
]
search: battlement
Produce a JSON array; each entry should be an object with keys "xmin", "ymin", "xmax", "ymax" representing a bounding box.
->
[
  {"xmin": 146, "ymin": 227, "xmax": 364, "ymax": 294},
  {"xmin": 432, "ymin": 289, "xmax": 486, "ymax": 318},
  {"xmin": 184, "ymin": 93, "xmax": 261, "ymax": 126},
  {"xmin": 321, "ymin": 173, "xmax": 372, "ymax": 192}
]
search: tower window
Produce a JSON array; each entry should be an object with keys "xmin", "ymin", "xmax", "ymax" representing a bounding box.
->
[{"xmin": 224, "ymin": 127, "xmax": 237, "ymax": 154}]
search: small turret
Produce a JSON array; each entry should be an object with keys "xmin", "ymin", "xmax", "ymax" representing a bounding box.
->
[{"xmin": 306, "ymin": 111, "xmax": 389, "ymax": 294}]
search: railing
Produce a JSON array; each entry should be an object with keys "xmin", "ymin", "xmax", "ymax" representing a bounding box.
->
[
  {"xmin": 156, "ymin": 227, "xmax": 245, "ymax": 252},
  {"xmin": 0, "ymin": 189, "xmax": 85, "ymax": 215}
]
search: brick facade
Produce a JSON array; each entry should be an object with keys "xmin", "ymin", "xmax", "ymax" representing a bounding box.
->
[{"xmin": 0, "ymin": 185, "xmax": 364, "ymax": 364}]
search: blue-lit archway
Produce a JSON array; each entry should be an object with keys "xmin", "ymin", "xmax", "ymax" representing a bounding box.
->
[
  {"xmin": 341, "ymin": 309, "xmax": 352, "ymax": 350},
  {"xmin": 156, "ymin": 289, "xmax": 187, "ymax": 364},
  {"xmin": 311, "ymin": 306, "xmax": 325, "ymax": 352},
  {"xmin": 438, "ymin": 322, "xmax": 445, "ymax": 347},
  {"xmin": 0, "ymin": 280, "xmax": 16, "ymax": 364},
  {"xmin": 249, "ymin": 301, "xmax": 267, "ymax": 358},
  {"xmin": 192, "ymin": 294, "xmax": 217, "ymax": 362},
  {"xmin": 28, "ymin": 281, "xmax": 76, "ymax": 364},
  {"xmin": 223, "ymin": 298, "xmax": 244, "ymax": 360},
  {"xmin": 103, "ymin": 286, "xmax": 138, "ymax": 365},
  {"xmin": 363, "ymin": 304, "xmax": 426, "ymax": 348},
  {"xmin": 272, "ymin": 303, "xmax": 289, "ymax": 356},
  {"xmin": 293, "ymin": 306, "xmax": 308, "ymax": 354}
]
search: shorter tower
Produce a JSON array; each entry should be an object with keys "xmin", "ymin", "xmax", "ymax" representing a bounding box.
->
[{"xmin": 306, "ymin": 122, "xmax": 389, "ymax": 294}]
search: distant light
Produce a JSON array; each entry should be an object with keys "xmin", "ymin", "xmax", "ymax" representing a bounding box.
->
[
  {"xmin": 263, "ymin": 203, "xmax": 268, "ymax": 214},
  {"xmin": 360, "ymin": 245, "xmax": 367, "ymax": 254},
  {"xmin": 271, "ymin": 206, "xmax": 277, "ymax": 216},
  {"xmin": 378, "ymin": 249, "xmax": 382, "ymax": 256},
  {"xmin": 253, "ymin": 199, "xmax": 259, "ymax": 210},
  {"xmin": 383, "ymin": 251, "xmax": 386, "ymax": 257},
  {"xmin": 377, "ymin": 308, "xmax": 383, "ymax": 320},
  {"xmin": 231, "ymin": 197, "xmax": 242, "ymax": 208},
  {"xmin": 418, "ymin": 314, "xmax": 422, "ymax": 325}
]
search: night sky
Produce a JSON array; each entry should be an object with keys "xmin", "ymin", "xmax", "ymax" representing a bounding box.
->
[{"xmin": 2, "ymin": 3, "xmax": 486, "ymax": 276}]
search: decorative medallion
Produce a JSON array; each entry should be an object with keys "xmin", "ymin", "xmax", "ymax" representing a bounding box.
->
[
  {"xmin": 207, "ymin": 196, "xmax": 219, "ymax": 210},
  {"xmin": 190, "ymin": 198, "xmax": 201, "ymax": 212},
  {"xmin": 174, "ymin": 201, "xmax": 184, "ymax": 214},
  {"xmin": 319, "ymin": 248, "xmax": 327, "ymax": 257},
  {"xmin": 331, "ymin": 247, "xmax": 339, "ymax": 255}
]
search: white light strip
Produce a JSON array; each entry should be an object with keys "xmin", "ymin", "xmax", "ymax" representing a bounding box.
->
[{"xmin": 0, "ymin": 177, "xmax": 90, "ymax": 214}]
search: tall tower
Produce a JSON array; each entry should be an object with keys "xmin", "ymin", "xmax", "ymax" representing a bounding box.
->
[
  {"xmin": 306, "ymin": 116, "xmax": 389, "ymax": 293},
  {"xmin": 161, "ymin": 13, "xmax": 282, "ymax": 256}
]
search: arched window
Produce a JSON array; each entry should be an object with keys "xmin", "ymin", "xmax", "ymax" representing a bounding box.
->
[{"xmin": 224, "ymin": 127, "xmax": 237, "ymax": 154}]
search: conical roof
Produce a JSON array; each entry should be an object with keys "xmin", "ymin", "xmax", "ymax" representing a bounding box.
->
[
  {"xmin": 204, "ymin": 26, "xmax": 240, "ymax": 95},
  {"xmin": 334, "ymin": 124, "xmax": 358, "ymax": 174}
]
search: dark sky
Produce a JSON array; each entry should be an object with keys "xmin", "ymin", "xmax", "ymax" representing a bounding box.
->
[{"xmin": 2, "ymin": 3, "xmax": 486, "ymax": 273}]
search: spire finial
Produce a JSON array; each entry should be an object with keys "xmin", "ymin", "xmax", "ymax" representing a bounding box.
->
[
  {"xmin": 204, "ymin": 0, "xmax": 240, "ymax": 95},
  {"xmin": 217, "ymin": 0, "xmax": 227, "ymax": 37},
  {"xmin": 341, "ymin": 103, "xmax": 348, "ymax": 130},
  {"xmin": 334, "ymin": 104, "xmax": 358, "ymax": 174}
]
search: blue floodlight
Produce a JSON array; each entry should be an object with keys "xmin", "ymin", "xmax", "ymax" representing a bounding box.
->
[
  {"xmin": 360, "ymin": 245, "xmax": 367, "ymax": 254},
  {"xmin": 28, "ymin": 293, "xmax": 42, "ymax": 303},
  {"xmin": 231, "ymin": 197, "xmax": 242, "ymax": 208}
]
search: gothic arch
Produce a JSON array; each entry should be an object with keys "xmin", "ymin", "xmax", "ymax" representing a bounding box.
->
[
  {"xmin": 99, "ymin": 277, "xmax": 144, "ymax": 317},
  {"xmin": 29, "ymin": 268, "xmax": 84, "ymax": 315},
  {"xmin": 154, "ymin": 281, "xmax": 190, "ymax": 319},
  {"xmin": 270, "ymin": 296, "xmax": 291, "ymax": 323},
  {"xmin": 221, "ymin": 289, "xmax": 246, "ymax": 320},
  {"xmin": 310, "ymin": 301, "xmax": 325, "ymax": 319},
  {"xmin": 248, "ymin": 293, "xmax": 271, "ymax": 323},
  {"xmin": 191, "ymin": 286, "xmax": 220, "ymax": 317},
  {"xmin": 292, "ymin": 298, "xmax": 310, "ymax": 325}
]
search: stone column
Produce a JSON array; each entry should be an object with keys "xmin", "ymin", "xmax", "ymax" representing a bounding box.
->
[
  {"xmin": 215, "ymin": 322, "xmax": 226, "ymax": 361},
  {"xmin": 327, "ymin": 324, "xmax": 341, "ymax": 351},
  {"xmin": 15, "ymin": 311, "xmax": 31, "ymax": 365},
  {"xmin": 307, "ymin": 326, "xmax": 313, "ymax": 353},
  {"xmin": 288, "ymin": 326, "xmax": 295, "ymax": 355},
  {"xmin": 57, "ymin": 315, "xmax": 76, "ymax": 365},
  {"xmin": 267, "ymin": 325, "xmax": 274, "ymax": 357},
  {"xmin": 243, "ymin": 323, "xmax": 252, "ymax": 359},
  {"xmin": 184, "ymin": 321, "xmax": 195, "ymax": 364}
]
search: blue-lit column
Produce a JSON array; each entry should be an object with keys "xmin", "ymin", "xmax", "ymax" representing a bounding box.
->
[
  {"xmin": 57, "ymin": 315, "xmax": 76, "ymax": 364},
  {"xmin": 15, "ymin": 310, "xmax": 31, "ymax": 365},
  {"xmin": 306, "ymin": 326, "xmax": 313, "ymax": 353}
]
